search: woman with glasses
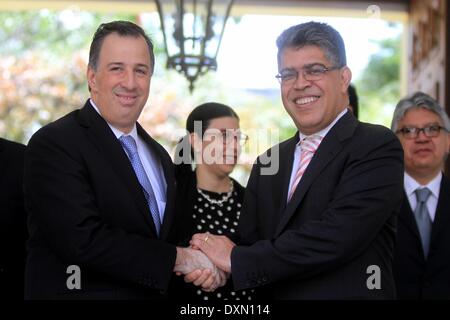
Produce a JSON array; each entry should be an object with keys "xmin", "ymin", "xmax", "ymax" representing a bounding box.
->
[{"xmin": 171, "ymin": 102, "xmax": 253, "ymax": 301}]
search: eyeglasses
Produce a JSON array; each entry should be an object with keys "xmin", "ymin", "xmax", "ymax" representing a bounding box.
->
[
  {"xmin": 275, "ymin": 64, "xmax": 341, "ymax": 84},
  {"xmin": 396, "ymin": 125, "xmax": 448, "ymax": 139},
  {"xmin": 203, "ymin": 130, "xmax": 249, "ymax": 146}
]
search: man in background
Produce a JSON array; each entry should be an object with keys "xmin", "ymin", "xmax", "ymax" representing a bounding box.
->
[{"xmin": 391, "ymin": 91, "xmax": 450, "ymax": 299}]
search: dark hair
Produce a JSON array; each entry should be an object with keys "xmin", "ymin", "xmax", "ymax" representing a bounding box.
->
[
  {"xmin": 186, "ymin": 102, "xmax": 239, "ymax": 137},
  {"xmin": 88, "ymin": 20, "xmax": 155, "ymax": 73},
  {"xmin": 348, "ymin": 84, "xmax": 359, "ymax": 119},
  {"xmin": 174, "ymin": 102, "xmax": 239, "ymax": 176},
  {"xmin": 276, "ymin": 21, "xmax": 347, "ymax": 69}
]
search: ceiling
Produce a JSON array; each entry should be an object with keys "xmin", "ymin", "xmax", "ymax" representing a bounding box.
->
[{"xmin": 1, "ymin": 0, "xmax": 409, "ymax": 20}]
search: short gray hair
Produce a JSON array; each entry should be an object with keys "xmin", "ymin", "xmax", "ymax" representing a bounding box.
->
[
  {"xmin": 276, "ymin": 21, "xmax": 347, "ymax": 69},
  {"xmin": 391, "ymin": 92, "xmax": 450, "ymax": 132}
]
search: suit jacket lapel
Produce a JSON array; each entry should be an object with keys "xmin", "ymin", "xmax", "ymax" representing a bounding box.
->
[
  {"xmin": 275, "ymin": 111, "xmax": 357, "ymax": 237},
  {"xmin": 136, "ymin": 124, "xmax": 176, "ymax": 240},
  {"xmin": 398, "ymin": 177, "xmax": 450, "ymax": 260},
  {"xmin": 274, "ymin": 135, "xmax": 299, "ymax": 214},
  {"xmin": 398, "ymin": 193, "xmax": 422, "ymax": 244},
  {"xmin": 429, "ymin": 175, "xmax": 450, "ymax": 254},
  {"xmin": 76, "ymin": 101, "xmax": 156, "ymax": 233}
]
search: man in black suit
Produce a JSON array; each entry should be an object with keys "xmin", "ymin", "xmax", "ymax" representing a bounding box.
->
[
  {"xmin": 24, "ymin": 21, "xmax": 223, "ymax": 300},
  {"xmin": 391, "ymin": 92, "xmax": 450, "ymax": 299},
  {"xmin": 190, "ymin": 21, "xmax": 404, "ymax": 299},
  {"xmin": 0, "ymin": 138, "xmax": 26, "ymax": 299}
]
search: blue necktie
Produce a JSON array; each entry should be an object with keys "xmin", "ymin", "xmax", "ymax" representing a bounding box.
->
[
  {"xmin": 414, "ymin": 188, "xmax": 432, "ymax": 258},
  {"xmin": 119, "ymin": 135, "xmax": 161, "ymax": 236}
]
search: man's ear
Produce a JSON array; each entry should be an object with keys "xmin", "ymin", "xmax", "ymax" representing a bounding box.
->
[
  {"xmin": 87, "ymin": 67, "xmax": 97, "ymax": 92},
  {"xmin": 340, "ymin": 66, "xmax": 352, "ymax": 93}
]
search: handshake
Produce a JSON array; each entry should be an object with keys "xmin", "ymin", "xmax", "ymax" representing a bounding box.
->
[{"xmin": 173, "ymin": 232, "xmax": 235, "ymax": 292}]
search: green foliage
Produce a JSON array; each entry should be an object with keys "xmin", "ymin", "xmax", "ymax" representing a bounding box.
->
[
  {"xmin": 355, "ymin": 35, "xmax": 401, "ymax": 127},
  {"xmin": 0, "ymin": 11, "xmax": 136, "ymax": 59}
]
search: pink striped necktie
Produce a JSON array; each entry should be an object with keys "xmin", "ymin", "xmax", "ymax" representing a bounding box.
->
[{"xmin": 288, "ymin": 135, "xmax": 323, "ymax": 201}]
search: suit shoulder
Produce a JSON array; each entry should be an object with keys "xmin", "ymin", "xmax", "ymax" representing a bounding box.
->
[
  {"xmin": 353, "ymin": 122, "xmax": 401, "ymax": 148},
  {"xmin": 28, "ymin": 110, "xmax": 80, "ymax": 143},
  {"xmin": 345, "ymin": 122, "xmax": 403, "ymax": 166},
  {"xmin": 356, "ymin": 122, "xmax": 397, "ymax": 139},
  {"xmin": 0, "ymin": 138, "xmax": 25, "ymax": 168},
  {"xmin": 0, "ymin": 138, "xmax": 26, "ymax": 153}
]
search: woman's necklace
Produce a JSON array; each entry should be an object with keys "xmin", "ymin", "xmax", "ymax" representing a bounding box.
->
[{"xmin": 197, "ymin": 179, "xmax": 234, "ymax": 207}]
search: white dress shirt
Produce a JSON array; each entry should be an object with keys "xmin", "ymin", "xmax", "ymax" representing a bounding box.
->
[
  {"xmin": 287, "ymin": 108, "xmax": 348, "ymax": 201},
  {"xmin": 90, "ymin": 99, "xmax": 167, "ymax": 221},
  {"xmin": 404, "ymin": 171, "xmax": 441, "ymax": 222}
]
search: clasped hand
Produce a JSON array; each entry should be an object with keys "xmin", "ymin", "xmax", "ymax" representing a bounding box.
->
[{"xmin": 173, "ymin": 233, "xmax": 235, "ymax": 292}]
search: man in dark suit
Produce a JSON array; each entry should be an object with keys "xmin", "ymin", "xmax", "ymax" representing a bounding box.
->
[
  {"xmin": 190, "ymin": 21, "xmax": 404, "ymax": 299},
  {"xmin": 0, "ymin": 138, "xmax": 27, "ymax": 299},
  {"xmin": 24, "ymin": 21, "xmax": 223, "ymax": 300},
  {"xmin": 391, "ymin": 92, "xmax": 450, "ymax": 299}
]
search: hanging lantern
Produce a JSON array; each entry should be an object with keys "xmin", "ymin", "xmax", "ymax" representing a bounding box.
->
[{"xmin": 154, "ymin": 0, "xmax": 234, "ymax": 92}]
